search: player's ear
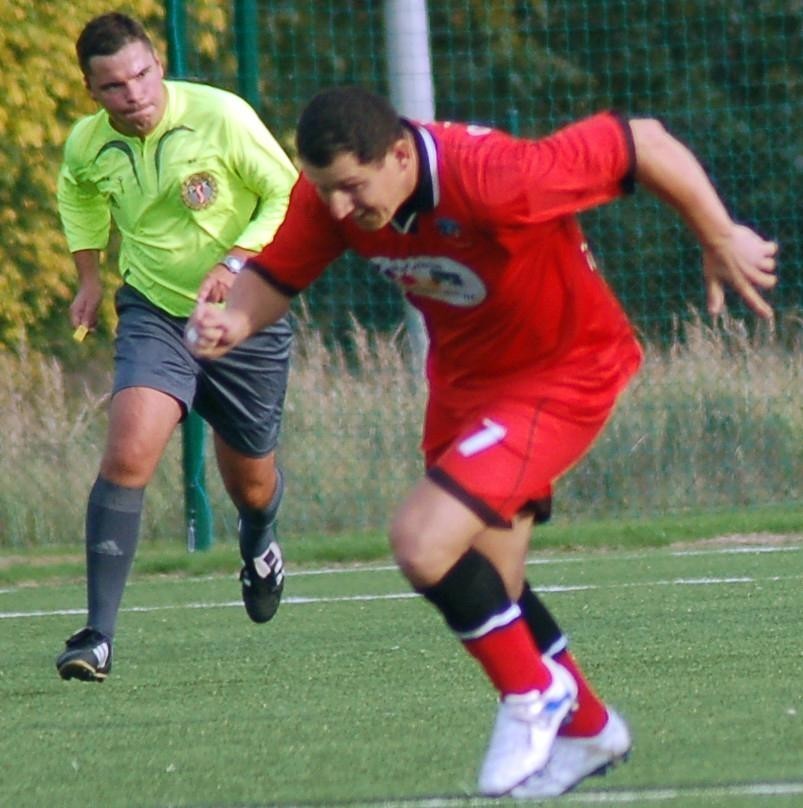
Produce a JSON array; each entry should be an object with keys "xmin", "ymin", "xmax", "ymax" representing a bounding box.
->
[
  {"xmin": 84, "ymin": 74, "xmax": 99, "ymax": 101},
  {"xmin": 391, "ymin": 136, "xmax": 414, "ymax": 169}
]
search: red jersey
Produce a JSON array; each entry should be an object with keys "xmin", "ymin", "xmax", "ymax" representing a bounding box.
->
[{"xmin": 251, "ymin": 112, "xmax": 641, "ymax": 407}]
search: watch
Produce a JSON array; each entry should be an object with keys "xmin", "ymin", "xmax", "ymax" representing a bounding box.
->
[{"xmin": 221, "ymin": 255, "xmax": 245, "ymax": 274}]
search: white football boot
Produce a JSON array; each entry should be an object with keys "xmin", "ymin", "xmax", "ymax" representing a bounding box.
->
[
  {"xmin": 511, "ymin": 707, "xmax": 632, "ymax": 798},
  {"xmin": 477, "ymin": 656, "xmax": 578, "ymax": 796}
]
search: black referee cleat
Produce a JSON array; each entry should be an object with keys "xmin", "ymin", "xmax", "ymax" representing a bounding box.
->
[
  {"xmin": 56, "ymin": 627, "xmax": 112, "ymax": 682},
  {"xmin": 240, "ymin": 541, "xmax": 285, "ymax": 623}
]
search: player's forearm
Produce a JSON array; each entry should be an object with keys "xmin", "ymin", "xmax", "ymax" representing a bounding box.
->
[
  {"xmin": 226, "ymin": 267, "xmax": 291, "ymax": 335},
  {"xmin": 186, "ymin": 267, "xmax": 290, "ymax": 359},
  {"xmin": 630, "ymin": 118, "xmax": 735, "ymax": 249}
]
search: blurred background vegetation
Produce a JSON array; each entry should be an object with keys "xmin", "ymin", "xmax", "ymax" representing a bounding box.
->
[
  {"xmin": 0, "ymin": 315, "xmax": 800, "ymax": 548},
  {"xmin": 0, "ymin": 0, "xmax": 799, "ymax": 547},
  {"xmin": 1, "ymin": 0, "xmax": 800, "ymax": 354}
]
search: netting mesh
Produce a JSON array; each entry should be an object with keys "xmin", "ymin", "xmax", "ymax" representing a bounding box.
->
[
  {"xmin": 162, "ymin": 0, "xmax": 800, "ymax": 535},
  {"xmin": 170, "ymin": 0, "xmax": 800, "ymax": 337},
  {"xmin": 0, "ymin": 2, "xmax": 798, "ymax": 551}
]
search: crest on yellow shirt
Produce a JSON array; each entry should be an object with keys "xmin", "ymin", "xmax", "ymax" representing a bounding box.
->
[{"xmin": 181, "ymin": 172, "xmax": 218, "ymax": 210}]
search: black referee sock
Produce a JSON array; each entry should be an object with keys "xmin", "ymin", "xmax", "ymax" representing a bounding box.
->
[
  {"xmin": 238, "ymin": 468, "xmax": 284, "ymax": 560},
  {"xmin": 85, "ymin": 476, "xmax": 145, "ymax": 638}
]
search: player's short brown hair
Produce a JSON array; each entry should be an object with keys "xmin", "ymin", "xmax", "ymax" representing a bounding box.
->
[
  {"xmin": 76, "ymin": 12, "xmax": 154, "ymax": 77},
  {"xmin": 296, "ymin": 86, "xmax": 405, "ymax": 168}
]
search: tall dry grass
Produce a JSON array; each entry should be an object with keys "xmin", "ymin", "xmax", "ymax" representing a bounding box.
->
[
  {"xmin": 0, "ymin": 345, "xmax": 108, "ymax": 548},
  {"xmin": 567, "ymin": 312, "xmax": 802, "ymax": 515},
  {"xmin": 0, "ymin": 313, "xmax": 799, "ymax": 548}
]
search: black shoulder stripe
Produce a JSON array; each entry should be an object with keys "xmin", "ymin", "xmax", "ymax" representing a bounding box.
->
[{"xmin": 610, "ymin": 110, "xmax": 637, "ymax": 194}]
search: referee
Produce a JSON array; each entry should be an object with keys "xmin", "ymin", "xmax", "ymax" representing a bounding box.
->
[{"xmin": 55, "ymin": 13, "xmax": 297, "ymax": 682}]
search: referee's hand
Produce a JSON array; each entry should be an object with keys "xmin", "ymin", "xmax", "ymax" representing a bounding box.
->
[{"xmin": 196, "ymin": 265, "xmax": 236, "ymax": 304}]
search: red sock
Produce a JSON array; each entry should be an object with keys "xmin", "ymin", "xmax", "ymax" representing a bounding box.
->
[
  {"xmin": 554, "ymin": 650, "xmax": 608, "ymax": 737},
  {"xmin": 464, "ymin": 617, "xmax": 553, "ymax": 696}
]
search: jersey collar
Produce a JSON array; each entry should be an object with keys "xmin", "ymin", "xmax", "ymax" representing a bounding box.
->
[{"xmin": 391, "ymin": 120, "xmax": 440, "ymax": 234}]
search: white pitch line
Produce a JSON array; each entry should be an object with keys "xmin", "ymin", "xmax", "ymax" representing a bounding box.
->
[
  {"xmin": 670, "ymin": 545, "xmax": 801, "ymax": 557},
  {"xmin": 1, "ymin": 572, "xmax": 802, "ymax": 621},
  {"xmin": 294, "ymin": 544, "xmax": 801, "ymax": 577},
  {"xmin": 558, "ymin": 781, "xmax": 803, "ymax": 803},
  {"xmin": 339, "ymin": 780, "xmax": 803, "ymax": 807},
  {"xmin": 24, "ymin": 542, "xmax": 788, "ymax": 589},
  {"xmin": 164, "ymin": 543, "xmax": 798, "ymax": 582},
  {"xmin": 0, "ymin": 594, "xmax": 417, "ymax": 620}
]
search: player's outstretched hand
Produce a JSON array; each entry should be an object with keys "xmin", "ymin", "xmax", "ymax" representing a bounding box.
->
[
  {"xmin": 185, "ymin": 302, "xmax": 248, "ymax": 359},
  {"xmin": 703, "ymin": 224, "xmax": 778, "ymax": 320}
]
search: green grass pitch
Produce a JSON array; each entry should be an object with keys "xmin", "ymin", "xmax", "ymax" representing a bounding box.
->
[{"xmin": 1, "ymin": 541, "xmax": 801, "ymax": 807}]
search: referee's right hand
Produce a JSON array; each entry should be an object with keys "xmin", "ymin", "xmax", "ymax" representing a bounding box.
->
[{"xmin": 196, "ymin": 264, "xmax": 235, "ymax": 305}]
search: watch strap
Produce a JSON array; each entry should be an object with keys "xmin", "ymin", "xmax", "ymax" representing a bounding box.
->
[{"xmin": 221, "ymin": 255, "xmax": 245, "ymax": 274}]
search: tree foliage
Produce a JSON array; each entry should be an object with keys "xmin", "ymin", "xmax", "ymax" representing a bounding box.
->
[
  {"xmin": 0, "ymin": 0, "xmax": 166, "ymax": 353},
  {"xmin": 1, "ymin": 0, "xmax": 800, "ymax": 354}
]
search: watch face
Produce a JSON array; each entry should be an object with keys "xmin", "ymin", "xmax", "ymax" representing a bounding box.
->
[{"xmin": 224, "ymin": 256, "xmax": 244, "ymax": 273}]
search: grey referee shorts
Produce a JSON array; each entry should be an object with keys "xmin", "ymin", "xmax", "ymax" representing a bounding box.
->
[{"xmin": 113, "ymin": 284, "xmax": 292, "ymax": 457}]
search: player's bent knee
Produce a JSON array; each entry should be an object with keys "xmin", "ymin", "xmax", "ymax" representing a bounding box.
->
[{"xmin": 389, "ymin": 526, "xmax": 462, "ymax": 589}]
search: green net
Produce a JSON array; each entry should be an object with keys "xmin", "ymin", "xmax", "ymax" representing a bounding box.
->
[
  {"xmin": 170, "ymin": 0, "xmax": 800, "ymax": 338},
  {"xmin": 167, "ymin": 1, "xmax": 801, "ymax": 535}
]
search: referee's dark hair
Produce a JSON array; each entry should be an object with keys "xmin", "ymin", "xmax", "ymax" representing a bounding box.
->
[
  {"xmin": 296, "ymin": 86, "xmax": 405, "ymax": 168},
  {"xmin": 76, "ymin": 12, "xmax": 153, "ymax": 77}
]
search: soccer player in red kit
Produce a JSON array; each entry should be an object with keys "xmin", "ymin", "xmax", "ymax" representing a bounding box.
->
[{"xmin": 187, "ymin": 87, "xmax": 777, "ymax": 797}]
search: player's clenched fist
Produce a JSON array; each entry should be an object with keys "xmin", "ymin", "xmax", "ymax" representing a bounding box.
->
[{"xmin": 185, "ymin": 302, "xmax": 248, "ymax": 358}]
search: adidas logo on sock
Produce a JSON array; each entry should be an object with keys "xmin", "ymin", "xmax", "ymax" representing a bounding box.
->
[{"xmin": 91, "ymin": 539, "xmax": 124, "ymax": 556}]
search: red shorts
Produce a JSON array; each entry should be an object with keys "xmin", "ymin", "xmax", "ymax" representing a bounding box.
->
[{"xmin": 423, "ymin": 348, "xmax": 641, "ymax": 527}]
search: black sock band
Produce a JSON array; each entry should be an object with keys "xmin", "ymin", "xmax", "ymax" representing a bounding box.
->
[
  {"xmin": 86, "ymin": 477, "xmax": 145, "ymax": 638},
  {"xmin": 518, "ymin": 581, "xmax": 567, "ymax": 656},
  {"xmin": 419, "ymin": 548, "xmax": 513, "ymax": 635},
  {"xmin": 238, "ymin": 468, "xmax": 284, "ymax": 559}
]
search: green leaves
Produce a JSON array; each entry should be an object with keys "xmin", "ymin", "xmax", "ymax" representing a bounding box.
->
[{"xmin": 0, "ymin": 1, "xmax": 163, "ymax": 350}]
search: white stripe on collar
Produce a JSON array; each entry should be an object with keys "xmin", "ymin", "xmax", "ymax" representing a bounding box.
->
[
  {"xmin": 391, "ymin": 124, "xmax": 440, "ymax": 235},
  {"xmin": 417, "ymin": 124, "xmax": 440, "ymax": 208},
  {"xmin": 392, "ymin": 211, "xmax": 417, "ymax": 234}
]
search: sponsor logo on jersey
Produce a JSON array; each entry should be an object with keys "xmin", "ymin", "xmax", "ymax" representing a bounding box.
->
[
  {"xmin": 181, "ymin": 172, "xmax": 218, "ymax": 210},
  {"xmin": 370, "ymin": 256, "xmax": 487, "ymax": 307}
]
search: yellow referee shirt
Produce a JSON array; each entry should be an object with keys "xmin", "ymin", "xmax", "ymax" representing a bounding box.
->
[{"xmin": 58, "ymin": 80, "xmax": 298, "ymax": 316}]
